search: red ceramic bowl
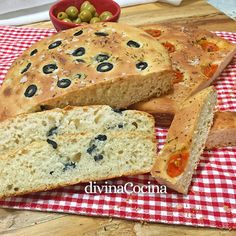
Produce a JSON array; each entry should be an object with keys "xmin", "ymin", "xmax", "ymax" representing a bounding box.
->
[{"xmin": 49, "ymin": 0, "xmax": 121, "ymax": 31}]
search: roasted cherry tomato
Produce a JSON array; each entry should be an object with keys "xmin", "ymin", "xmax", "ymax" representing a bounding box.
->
[
  {"xmin": 167, "ymin": 152, "xmax": 189, "ymax": 178},
  {"xmin": 145, "ymin": 29, "xmax": 161, "ymax": 38},
  {"xmin": 173, "ymin": 70, "xmax": 184, "ymax": 84},
  {"xmin": 203, "ymin": 64, "xmax": 218, "ymax": 78},
  {"xmin": 199, "ymin": 40, "xmax": 219, "ymax": 52},
  {"xmin": 162, "ymin": 42, "xmax": 175, "ymax": 53}
]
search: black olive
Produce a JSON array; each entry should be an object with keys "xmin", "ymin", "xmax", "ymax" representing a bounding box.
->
[
  {"xmin": 24, "ymin": 84, "xmax": 37, "ymax": 98},
  {"xmin": 63, "ymin": 162, "xmax": 76, "ymax": 172},
  {"xmin": 47, "ymin": 127, "xmax": 58, "ymax": 137},
  {"xmin": 112, "ymin": 108, "xmax": 124, "ymax": 114},
  {"xmin": 94, "ymin": 154, "xmax": 104, "ymax": 161},
  {"xmin": 118, "ymin": 124, "xmax": 123, "ymax": 128},
  {"xmin": 97, "ymin": 62, "xmax": 113, "ymax": 72},
  {"xmin": 95, "ymin": 32, "xmax": 109, "ymax": 37},
  {"xmin": 95, "ymin": 54, "xmax": 110, "ymax": 63},
  {"xmin": 49, "ymin": 171, "xmax": 54, "ymax": 175},
  {"xmin": 74, "ymin": 73, "xmax": 87, "ymax": 79},
  {"xmin": 87, "ymin": 144, "xmax": 97, "ymax": 155},
  {"xmin": 72, "ymin": 47, "xmax": 85, "ymax": 56},
  {"xmin": 95, "ymin": 134, "xmax": 107, "ymax": 141},
  {"xmin": 127, "ymin": 40, "xmax": 140, "ymax": 48},
  {"xmin": 57, "ymin": 79, "xmax": 71, "ymax": 89},
  {"xmin": 30, "ymin": 49, "xmax": 38, "ymax": 56},
  {"xmin": 43, "ymin": 64, "xmax": 58, "ymax": 74},
  {"xmin": 75, "ymin": 59, "xmax": 86, "ymax": 63},
  {"xmin": 21, "ymin": 63, "xmax": 31, "ymax": 74},
  {"xmin": 48, "ymin": 40, "xmax": 62, "ymax": 49},
  {"xmin": 136, "ymin": 61, "xmax": 148, "ymax": 71},
  {"xmin": 47, "ymin": 139, "xmax": 58, "ymax": 149},
  {"xmin": 74, "ymin": 30, "xmax": 83, "ymax": 36}
]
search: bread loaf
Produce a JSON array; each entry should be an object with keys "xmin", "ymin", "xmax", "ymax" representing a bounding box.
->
[
  {"xmin": 151, "ymin": 87, "xmax": 217, "ymax": 194},
  {"xmin": 0, "ymin": 105, "xmax": 155, "ymax": 156},
  {"xmin": 0, "ymin": 132, "xmax": 157, "ymax": 198},
  {"xmin": 131, "ymin": 23, "xmax": 236, "ymax": 127},
  {"xmin": 0, "ymin": 22, "xmax": 173, "ymax": 121},
  {"xmin": 206, "ymin": 111, "xmax": 236, "ymax": 149}
]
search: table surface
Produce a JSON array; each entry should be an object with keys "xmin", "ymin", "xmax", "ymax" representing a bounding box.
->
[{"xmin": 1, "ymin": 0, "xmax": 236, "ymax": 235}]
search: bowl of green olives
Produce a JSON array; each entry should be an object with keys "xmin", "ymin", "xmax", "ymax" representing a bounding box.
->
[{"xmin": 49, "ymin": 0, "xmax": 121, "ymax": 31}]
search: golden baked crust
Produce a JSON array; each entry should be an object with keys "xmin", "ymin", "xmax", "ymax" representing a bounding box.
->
[
  {"xmin": 206, "ymin": 111, "xmax": 236, "ymax": 149},
  {"xmin": 131, "ymin": 23, "xmax": 236, "ymax": 126},
  {"xmin": 0, "ymin": 22, "xmax": 173, "ymax": 121},
  {"xmin": 151, "ymin": 87, "xmax": 217, "ymax": 194}
]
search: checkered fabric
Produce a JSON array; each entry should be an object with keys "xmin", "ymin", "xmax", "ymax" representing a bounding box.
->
[{"xmin": 0, "ymin": 26, "xmax": 235, "ymax": 229}]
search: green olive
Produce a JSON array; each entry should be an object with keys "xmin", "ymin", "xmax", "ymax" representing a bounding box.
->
[
  {"xmin": 65, "ymin": 6, "xmax": 79, "ymax": 19},
  {"xmin": 62, "ymin": 18, "xmax": 72, "ymax": 23},
  {"xmin": 80, "ymin": 1, "xmax": 91, "ymax": 11},
  {"xmin": 79, "ymin": 10, "xmax": 92, "ymax": 22},
  {"xmin": 100, "ymin": 11, "xmax": 113, "ymax": 21},
  {"xmin": 90, "ymin": 17, "xmax": 101, "ymax": 24},
  {"xmin": 84, "ymin": 4, "xmax": 96, "ymax": 16},
  {"xmin": 57, "ymin": 12, "xmax": 68, "ymax": 20},
  {"xmin": 73, "ymin": 18, "xmax": 82, "ymax": 24}
]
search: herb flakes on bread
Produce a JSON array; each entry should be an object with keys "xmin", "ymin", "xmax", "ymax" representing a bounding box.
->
[
  {"xmin": 151, "ymin": 86, "xmax": 217, "ymax": 194},
  {"xmin": 0, "ymin": 22, "xmax": 173, "ymax": 121}
]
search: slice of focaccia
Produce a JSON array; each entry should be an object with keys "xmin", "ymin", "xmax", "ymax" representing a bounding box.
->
[
  {"xmin": 205, "ymin": 111, "xmax": 236, "ymax": 149},
  {"xmin": 131, "ymin": 23, "xmax": 236, "ymax": 127},
  {"xmin": 0, "ymin": 132, "xmax": 157, "ymax": 199},
  {"xmin": 0, "ymin": 105, "xmax": 155, "ymax": 156},
  {"xmin": 151, "ymin": 87, "xmax": 217, "ymax": 194},
  {"xmin": 0, "ymin": 22, "xmax": 173, "ymax": 121}
]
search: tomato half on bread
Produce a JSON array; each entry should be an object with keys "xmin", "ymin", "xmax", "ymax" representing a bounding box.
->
[{"xmin": 167, "ymin": 151, "xmax": 189, "ymax": 178}]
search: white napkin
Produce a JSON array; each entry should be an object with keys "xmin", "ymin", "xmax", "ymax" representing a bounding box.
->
[{"xmin": 0, "ymin": 0, "xmax": 183, "ymax": 26}]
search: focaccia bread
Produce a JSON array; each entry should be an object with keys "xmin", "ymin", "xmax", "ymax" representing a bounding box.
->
[
  {"xmin": 151, "ymin": 87, "xmax": 217, "ymax": 194},
  {"xmin": 0, "ymin": 22, "xmax": 173, "ymax": 121},
  {"xmin": 0, "ymin": 105, "xmax": 155, "ymax": 156},
  {"xmin": 206, "ymin": 111, "xmax": 236, "ymax": 149},
  {"xmin": 131, "ymin": 23, "xmax": 236, "ymax": 127},
  {"xmin": 0, "ymin": 132, "xmax": 157, "ymax": 198}
]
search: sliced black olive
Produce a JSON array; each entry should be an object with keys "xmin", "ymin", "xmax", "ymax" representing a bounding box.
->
[
  {"xmin": 63, "ymin": 162, "xmax": 76, "ymax": 172},
  {"xmin": 136, "ymin": 61, "xmax": 148, "ymax": 71},
  {"xmin": 49, "ymin": 171, "xmax": 54, "ymax": 175},
  {"xmin": 74, "ymin": 30, "xmax": 83, "ymax": 36},
  {"xmin": 57, "ymin": 79, "xmax": 71, "ymax": 89},
  {"xmin": 118, "ymin": 124, "xmax": 123, "ymax": 128},
  {"xmin": 47, "ymin": 139, "xmax": 58, "ymax": 149},
  {"xmin": 95, "ymin": 32, "xmax": 109, "ymax": 37},
  {"xmin": 95, "ymin": 134, "xmax": 107, "ymax": 141},
  {"xmin": 112, "ymin": 108, "xmax": 124, "ymax": 114},
  {"xmin": 72, "ymin": 47, "xmax": 85, "ymax": 56},
  {"xmin": 48, "ymin": 40, "xmax": 62, "ymax": 49},
  {"xmin": 75, "ymin": 59, "xmax": 86, "ymax": 63},
  {"xmin": 47, "ymin": 127, "xmax": 58, "ymax": 137},
  {"xmin": 24, "ymin": 84, "xmax": 37, "ymax": 98},
  {"xmin": 94, "ymin": 154, "xmax": 104, "ymax": 161},
  {"xmin": 74, "ymin": 73, "xmax": 87, "ymax": 80},
  {"xmin": 87, "ymin": 144, "xmax": 97, "ymax": 154},
  {"xmin": 127, "ymin": 40, "xmax": 140, "ymax": 48},
  {"xmin": 97, "ymin": 62, "xmax": 113, "ymax": 72},
  {"xmin": 21, "ymin": 63, "xmax": 31, "ymax": 74},
  {"xmin": 95, "ymin": 54, "xmax": 110, "ymax": 63},
  {"xmin": 43, "ymin": 64, "xmax": 58, "ymax": 74},
  {"xmin": 30, "ymin": 49, "xmax": 38, "ymax": 56}
]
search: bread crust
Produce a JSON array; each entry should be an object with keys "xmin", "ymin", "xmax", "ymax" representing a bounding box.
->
[
  {"xmin": 131, "ymin": 23, "xmax": 236, "ymax": 129},
  {"xmin": 151, "ymin": 87, "xmax": 217, "ymax": 194},
  {"xmin": 206, "ymin": 111, "xmax": 236, "ymax": 149},
  {"xmin": 0, "ymin": 22, "xmax": 173, "ymax": 121}
]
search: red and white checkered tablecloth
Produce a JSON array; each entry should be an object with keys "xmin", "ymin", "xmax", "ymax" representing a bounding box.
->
[{"xmin": 0, "ymin": 26, "xmax": 235, "ymax": 229}]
